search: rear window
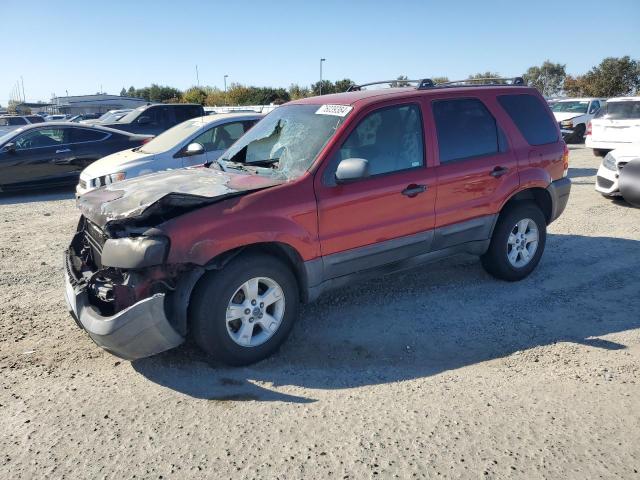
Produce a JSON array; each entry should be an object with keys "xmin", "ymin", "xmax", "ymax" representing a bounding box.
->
[
  {"xmin": 432, "ymin": 98, "xmax": 506, "ymax": 163},
  {"xmin": 69, "ymin": 128, "xmax": 108, "ymax": 143},
  {"xmin": 595, "ymin": 101, "xmax": 640, "ymax": 120},
  {"xmin": 174, "ymin": 105, "xmax": 203, "ymax": 123},
  {"xmin": 27, "ymin": 116, "xmax": 45, "ymax": 123},
  {"xmin": 498, "ymin": 94, "xmax": 558, "ymax": 146}
]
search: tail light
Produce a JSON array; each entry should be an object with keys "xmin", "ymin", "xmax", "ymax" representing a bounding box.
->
[
  {"xmin": 562, "ymin": 143, "xmax": 570, "ymax": 177},
  {"xmin": 141, "ymin": 137, "xmax": 153, "ymax": 144},
  {"xmin": 586, "ymin": 121, "xmax": 592, "ymax": 136}
]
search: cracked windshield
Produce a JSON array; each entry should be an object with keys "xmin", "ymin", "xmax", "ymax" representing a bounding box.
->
[{"xmin": 217, "ymin": 104, "xmax": 350, "ymax": 179}]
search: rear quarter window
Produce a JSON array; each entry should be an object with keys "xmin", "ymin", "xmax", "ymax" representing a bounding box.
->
[{"xmin": 498, "ymin": 94, "xmax": 558, "ymax": 146}]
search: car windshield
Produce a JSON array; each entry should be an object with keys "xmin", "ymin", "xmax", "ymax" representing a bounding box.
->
[
  {"xmin": 595, "ymin": 101, "xmax": 640, "ymax": 120},
  {"xmin": 118, "ymin": 106, "xmax": 148, "ymax": 123},
  {"xmin": 551, "ymin": 101, "xmax": 589, "ymax": 114},
  {"xmin": 218, "ymin": 104, "xmax": 350, "ymax": 180},
  {"xmin": 139, "ymin": 118, "xmax": 210, "ymax": 154}
]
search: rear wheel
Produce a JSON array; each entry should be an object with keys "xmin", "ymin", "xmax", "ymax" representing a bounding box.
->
[
  {"xmin": 481, "ymin": 203, "xmax": 547, "ymax": 281},
  {"xmin": 190, "ymin": 254, "xmax": 299, "ymax": 365}
]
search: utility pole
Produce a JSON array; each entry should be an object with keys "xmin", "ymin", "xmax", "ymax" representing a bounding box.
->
[
  {"xmin": 196, "ymin": 65, "xmax": 200, "ymax": 87},
  {"xmin": 20, "ymin": 76, "xmax": 25, "ymax": 102},
  {"xmin": 224, "ymin": 75, "xmax": 229, "ymax": 106},
  {"xmin": 319, "ymin": 58, "xmax": 326, "ymax": 95}
]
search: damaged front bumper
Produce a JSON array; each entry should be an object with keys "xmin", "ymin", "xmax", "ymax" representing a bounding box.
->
[{"xmin": 63, "ymin": 250, "xmax": 184, "ymax": 360}]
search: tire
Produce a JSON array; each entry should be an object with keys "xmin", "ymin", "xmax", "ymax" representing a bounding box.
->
[
  {"xmin": 593, "ymin": 149, "xmax": 609, "ymax": 158},
  {"xmin": 619, "ymin": 160, "xmax": 640, "ymax": 208},
  {"xmin": 190, "ymin": 254, "xmax": 299, "ymax": 366},
  {"xmin": 481, "ymin": 202, "xmax": 547, "ymax": 281},
  {"xmin": 566, "ymin": 124, "xmax": 586, "ymax": 144}
]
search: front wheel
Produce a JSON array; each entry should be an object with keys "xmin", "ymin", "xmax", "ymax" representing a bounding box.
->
[
  {"xmin": 481, "ymin": 203, "xmax": 547, "ymax": 281},
  {"xmin": 190, "ymin": 254, "xmax": 299, "ymax": 365}
]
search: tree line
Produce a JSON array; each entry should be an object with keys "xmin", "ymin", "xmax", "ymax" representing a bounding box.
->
[{"xmin": 119, "ymin": 56, "xmax": 640, "ymax": 106}]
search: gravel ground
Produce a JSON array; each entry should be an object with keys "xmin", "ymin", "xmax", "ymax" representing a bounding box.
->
[{"xmin": 1, "ymin": 145, "xmax": 639, "ymax": 479}]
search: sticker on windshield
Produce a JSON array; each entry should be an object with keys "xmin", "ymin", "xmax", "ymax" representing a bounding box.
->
[{"xmin": 315, "ymin": 104, "xmax": 353, "ymax": 117}]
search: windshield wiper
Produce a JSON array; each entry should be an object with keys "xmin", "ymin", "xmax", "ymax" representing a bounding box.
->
[{"xmin": 245, "ymin": 158, "xmax": 280, "ymax": 168}]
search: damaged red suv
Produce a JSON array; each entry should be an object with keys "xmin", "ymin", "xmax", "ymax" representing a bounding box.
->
[{"xmin": 64, "ymin": 77, "xmax": 571, "ymax": 365}]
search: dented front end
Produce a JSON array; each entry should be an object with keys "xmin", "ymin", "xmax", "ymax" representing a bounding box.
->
[{"xmin": 64, "ymin": 216, "xmax": 197, "ymax": 359}]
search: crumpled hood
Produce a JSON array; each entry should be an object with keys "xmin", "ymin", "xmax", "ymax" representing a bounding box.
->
[
  {"xmin": 81, "ymin": 148, "xmax": 152, "ymax": 180},
  {"xmin": 77, "ymin": 168, "xmax": 284, "ymax": 230},
  {"xmin": 553, "ymin": 112, "xmax": 582, "ymax": 122}
]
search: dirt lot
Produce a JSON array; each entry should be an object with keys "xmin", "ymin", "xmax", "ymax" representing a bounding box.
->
[{"xmin": 1, "ymin": 145, "xmax": 639, "ymax": 479}]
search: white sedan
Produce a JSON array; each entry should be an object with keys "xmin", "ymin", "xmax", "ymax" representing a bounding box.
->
[
  {"xmin": 76, "ymin": 113, "xmax": 263, "ymax": 195},
  {"xmin": 595, "ymin": 145, "xmax": 640, "ymax": 198},
  {"xmin": 586, "ymin": 97, "xmax": 640, "ymax": 156}
]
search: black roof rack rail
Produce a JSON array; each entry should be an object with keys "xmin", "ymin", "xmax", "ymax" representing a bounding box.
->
[
  {"xmin": 433, "ymin": 77, "xmax": 525, "ymax": 87},
  {"xmin": 346, "ymin": 78, "xmax": 434, "ymax": 92},
  {"xmin": 346, "ymin": 76, "xmax": 525, "ymax": 92}
]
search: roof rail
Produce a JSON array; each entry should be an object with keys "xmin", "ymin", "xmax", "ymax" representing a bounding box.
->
[
  {"xmin": 433, "ymin": 77, "xmax": 525, "ymax": 87},
  {"xmin": 346, "ymin": 78, "xmax": 434, "ymax": 92},
  {"xmin": 346, "ymin": 76, "xmax": 525, "ymax": 92}
]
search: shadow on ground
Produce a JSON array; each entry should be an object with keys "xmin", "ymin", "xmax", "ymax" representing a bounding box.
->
[
  {"xmin": 133, "ymin": 233, "xmax": 640, "ymax": 402},
  {"xmin": 0, "ymin": 186, "xmax": 75, "ymax": 205}
]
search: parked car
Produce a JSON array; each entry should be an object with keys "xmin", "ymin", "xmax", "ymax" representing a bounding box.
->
[
  {"xmin": 0, "ymin": 115, "xmax": 45, "ymax": 134},
  {"xmin": 76, "ymin": 113, "xmax": 263, "ymax": 195},
  {"xmin": 586, "ymin": 97, "xmax": 640, "ymax": 156},
  {"xmin": 595, "ymin": 145, "xmax": 640, "ymax": 203},
  {"xmin": 81, "ymin": 109, "xmax": 133, "ymax": 125},
  {"xmin": 0, "ymin": 123, "xmax": 152, "ymax": 192},
  {"xmin": 68, "ymin": 113, "xmax": 102, "ymax": 123},
  {"xmin": 550, "ymin": 98, "xmax": 605, "ymax": 143},
  {"xmin": 100, "ymin": 104, "xmax": 205, "ymax": 136},
  {"xmin": 65, "ymin": 78, "xmax": 570, "ymax": 365},
  {"xmin": 44, "ymin": 114, "xmax": 68, "ymax": 122}
]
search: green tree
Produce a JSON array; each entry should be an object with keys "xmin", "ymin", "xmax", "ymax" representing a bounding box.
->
[
  {"xmin": 119, "ymin": 87, "xmax": 127, "ymax": 96},
  {"xmin": 563, "ymin": 75, "xmax": 586, "ymax": 97},
  {"xmin": 288, "ymin": 83, "xmax": 311, "ymax": 100},
  {"xmin": 432, "ymin": 76, "xmax": 449, "ymax": 85},
  {"xmin": 468, "ymin": 72, "xmax": 504, "ymax": 83},
  {"xmin": 389, "ymin": 75, "xmax": 410, "ymax": 87},
  {"xmin": 182, "ymin": 86, "xmax": 207, "ymax": 104},
  {"xmin": 523, "ymin": 61, "xmax": 566, "ymax": 97},
  {"xmin": 311, "ymin": 80, "xmax": 335, "ymax": 96},
  {"xmin": 577, "ymin": 56, "xmax": 640, "ymax": 97},
  {"xmin": 333, "ymin": 78, "xmax": 354, "ymax": 92}
]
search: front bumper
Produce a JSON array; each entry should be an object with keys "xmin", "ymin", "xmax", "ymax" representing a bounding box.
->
[
  {"xmin": 63, "ymin": 251, "xmax": 184, "ymax": 360},
  {"xmin": 595, "ymin": 165, "xmax": 620, "ymax": 196},
  {"xmin": 546, "ymin": 177, "xmax": 571, "ymax": 223}
]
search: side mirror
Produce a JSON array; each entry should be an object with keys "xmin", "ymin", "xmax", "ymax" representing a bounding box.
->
[
  {"xmin": 137, "ymin": 116, "xmax": 151, "ymax": 125},
  {"xmin": 184, "ymin": 142, "xmax": 205, "ymax": 157},
  {"xmin": 335, "ymin": 158, "xmax": 370, "ymax": 184},
  {"xmin": 1, "ymin": 142, "xmax": 16, "ymax": 154}
]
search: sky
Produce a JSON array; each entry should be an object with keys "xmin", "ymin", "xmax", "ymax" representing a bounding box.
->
[{"xmin": 3, "ymin": 0, "xmax": 640, "ymax": 105}]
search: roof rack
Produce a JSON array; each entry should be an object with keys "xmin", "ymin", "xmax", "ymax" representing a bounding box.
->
[
  {"xmin": 346, "ymin": 79, "xmax": 434, "ymax": 92},
  {"xmin": 427, "ymin": 77, "xmax": 525, "ymax": 88},
  {"xmin": 346, "ymin": 76, "xmax": 525, "ymax": 92}
]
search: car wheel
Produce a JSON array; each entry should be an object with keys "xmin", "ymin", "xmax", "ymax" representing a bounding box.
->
[
  {"xmin": 567, "ymin": 124, "xmax": 586, "ymax": 144},
  {"xmin": 481, "ymin": 202, "xmax": 547, "ymax": 281},
  {"xmin": 190, "ymin": 254, "xmax": 299, "ymax": 366},
  {"xmin": 593, "ymin": 149, "xmax": 608, "ymax": 157}
]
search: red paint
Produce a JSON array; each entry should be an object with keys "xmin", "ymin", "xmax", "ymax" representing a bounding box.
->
[{"xmin": 161, "ymin": 85, "xmax": 565, "ymax": 266}]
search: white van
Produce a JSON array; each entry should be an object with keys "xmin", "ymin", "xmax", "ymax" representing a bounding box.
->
[{"xmin": 586, "ymin": 97, "xmax": 640, "ymax": 156}]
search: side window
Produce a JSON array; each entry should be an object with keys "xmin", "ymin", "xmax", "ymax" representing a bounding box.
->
[
  {"xmin": 589, "ymin": 101, "xmax": 600, "ymax": 114},
  {"xmin": 498, "ymin": 94, "xmax": 558, "ymax": 146},
  {"xmin": 333, "ymin": 104, "xmax": 424, "ymax": 176},
  {"xmin": 27, "ymin": 116, "xmax": 45, "ymax": 124},
  {"xmin": 9, "ymin": 117, "xmax": 27, "ymax": 126},
  {"xmin": 69, "ymin": 128, "xmax": 108, "ymax": 143},
  {"xmin": 192, "ymin": 122, "xmax": 245, "ymax": 152},
  {"xmin": 14, "ymin": 128, "xmax": 65, "ymax": 150},
  {"xmin": 432, "ymin": 98, "xmax": 503, "ymax": 163},
  {"xmin": 140, "ymin": 107, "xmax": 168, "ymax": 126},
  {"xmin": 175, "ymin": 106, "xmax": 202, "ymax": 123}
]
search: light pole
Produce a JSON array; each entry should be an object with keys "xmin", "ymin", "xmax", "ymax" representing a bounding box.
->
[
  {"xmin": 224, "ymin": 75, "xmax": 229, "ymax": 105},
  {"xmin": 319, "ymin": 58, "xmax": 326, "ymax": 95}
]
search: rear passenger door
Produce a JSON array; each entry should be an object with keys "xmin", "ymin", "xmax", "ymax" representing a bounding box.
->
[
  {"xmin": 67, "ymin": 127, "xmax": 113, "ymax": 170},
  {"xmin": 429, "ymin": 96, "xmax": 519, "ymax": 250}
]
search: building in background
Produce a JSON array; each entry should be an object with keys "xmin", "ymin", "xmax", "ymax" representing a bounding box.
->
[{"xmin": 51, "ymin": 94, "xmax": 148, "ymax": 115}]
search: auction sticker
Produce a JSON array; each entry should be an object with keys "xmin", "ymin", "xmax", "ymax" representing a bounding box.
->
[{"xmin": 315, "ymin": 104, "xmax": 353, "ymax": 117}]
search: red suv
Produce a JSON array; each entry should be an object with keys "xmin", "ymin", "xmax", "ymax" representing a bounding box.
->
[{"xmin": 65, "ymin": 77, "xmax": 571, "ymax": 365}]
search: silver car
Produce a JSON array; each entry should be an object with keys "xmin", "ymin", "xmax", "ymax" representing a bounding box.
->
[{"xmin": 76, "ymin": 113, "xmax": 263, "ymax": 195}]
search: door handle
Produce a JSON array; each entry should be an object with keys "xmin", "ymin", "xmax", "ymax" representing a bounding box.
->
[
  {"xmin": 401, "ymin": 184, "xmax": 427, "ymax": 197},
  {"xmin": 490, "ymin": 166, "xmax": 509, "ymax": 178},
  {"xmin": 55, "ymin": 148, "xmax": 71, "ymax": 154}
]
